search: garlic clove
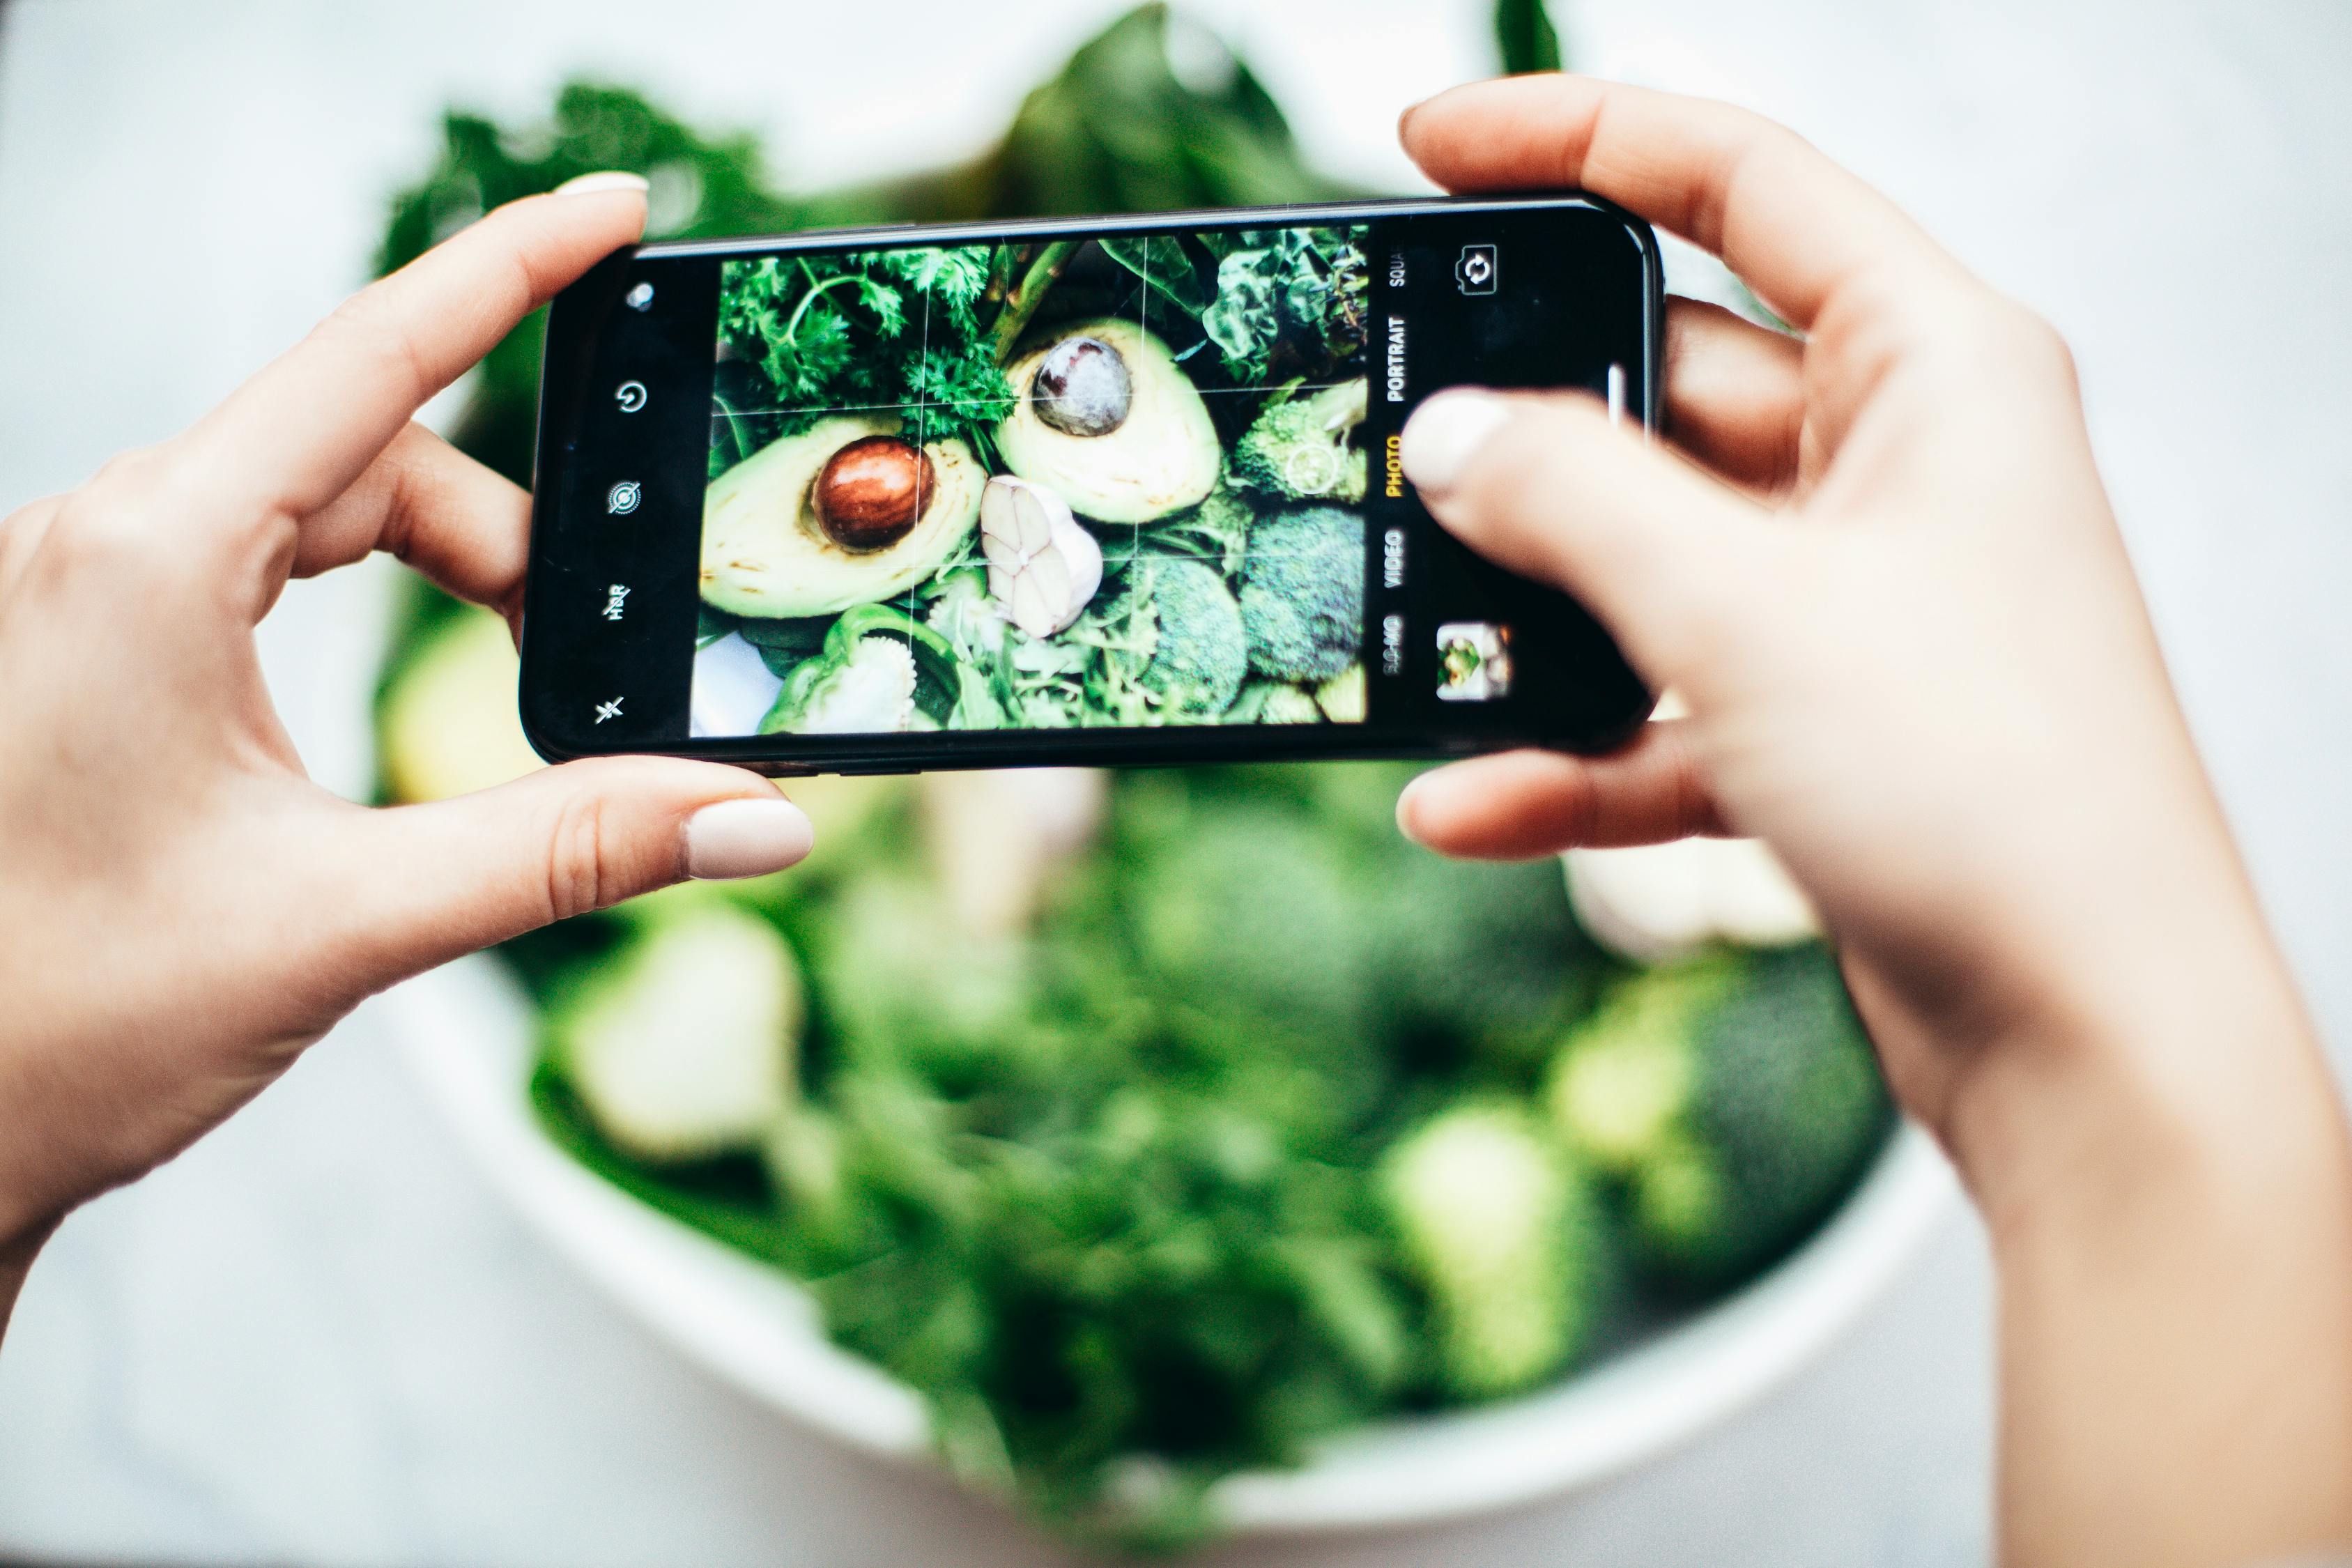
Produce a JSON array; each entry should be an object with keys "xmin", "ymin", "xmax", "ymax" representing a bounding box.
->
[{"xmin": 981, "ymin": 476, "xmax": 1102, "ymax": 638}]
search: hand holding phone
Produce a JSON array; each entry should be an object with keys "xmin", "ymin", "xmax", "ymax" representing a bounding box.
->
[{"xmin": 519, "ymin": 197, "xmax": 1663, "ymax": 774}]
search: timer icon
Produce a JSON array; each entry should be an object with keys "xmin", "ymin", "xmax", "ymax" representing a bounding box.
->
[{"xmin": 606, "ymin": 480, "xmax": 643, "ymax": 516}]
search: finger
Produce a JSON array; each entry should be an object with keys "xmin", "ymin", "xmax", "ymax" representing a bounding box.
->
[
  {"xmin": 1662, "ymin": 297, "xmax": 1807, "ymax": 498},
  {"xmin": 186, "ymin": 173, "xmax": 647, "ymax": 530},
  {"xmin": 1399, "ymin": 387, "xmax": 1775, "ymax": 687},
  {"xmin": 1399, "ymin": 76, "xmax": 1969, "ymax": 330},
  {"xmin": 330, "ymin": 757, "xmax": 810, "ymax": 990},
  {"xmin": 294, "ymin": 421, "xmax": 531, "ymax": 627},
  {"xmin": 1397, "ymin": 724, "xmax": 1724, "ymax": 860}
]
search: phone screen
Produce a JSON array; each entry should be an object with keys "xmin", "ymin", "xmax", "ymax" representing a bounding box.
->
[{"xmin": 524, "ymin": 199, "xmax": 1658, "ymax": 769}]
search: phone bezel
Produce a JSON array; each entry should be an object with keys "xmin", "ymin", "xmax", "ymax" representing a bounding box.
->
[{"xmin": 523, "ymin": 194, "xmax": 1663, "ymax": 776}]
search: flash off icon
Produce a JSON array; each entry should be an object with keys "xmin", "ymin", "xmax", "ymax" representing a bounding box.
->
[{"xmin": 1454, "ymin": 243, "xmax": 1499, "ymax": 295}]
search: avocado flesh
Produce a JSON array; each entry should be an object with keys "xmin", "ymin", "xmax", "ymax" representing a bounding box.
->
[
  {"xmin": 700, "ymin": 414, "xmax": 984, "ymax": 619},
  {"xmin": 380, "ymin": 607, "xmax": 544, "ymax": 803},
  {"xmin": 997, "ymin": 318, "xmax": 1220, "ymax": 524}
]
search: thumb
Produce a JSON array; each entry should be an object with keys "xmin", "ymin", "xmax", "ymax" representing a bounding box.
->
[
  {"xmin": 1400, "ymin": 389, "xmax": 1778, "ymax": 688},
  {"xmin": 336, "ymin": 756, "xmax": 810, "ymax": 987}
]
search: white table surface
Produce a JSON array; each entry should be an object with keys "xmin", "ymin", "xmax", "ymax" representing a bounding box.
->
[{"xmin": 0, "ymin": 1, "xmax": 2346, "ymax": 1563}]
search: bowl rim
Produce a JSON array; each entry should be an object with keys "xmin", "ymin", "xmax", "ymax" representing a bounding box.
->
[{"xmin": 379, "ymin": 951, "xmax": 1956, "ymax": 1535}]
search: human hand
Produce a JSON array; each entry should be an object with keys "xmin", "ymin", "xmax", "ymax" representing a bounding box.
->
[
  {"xmin": 1394, "ymin": 77, "xmax": 2316, "ymax": 1196},
  {"xmin": 0, "ymin": 175, "xmax": 811, "ymax": 1299},
  {"xmin": 1391, "ymin": 77, "xmax": 2352, "ymax": 1568}
]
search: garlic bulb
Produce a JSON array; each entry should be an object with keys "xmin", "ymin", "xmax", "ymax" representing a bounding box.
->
[
  {"xmin": 1564, "ymin": 837, "xmax": 1819, "ymax": 964},
  {"xmin": 980, "ymin": 475, "xmax": 1104, "ymax": 638}
]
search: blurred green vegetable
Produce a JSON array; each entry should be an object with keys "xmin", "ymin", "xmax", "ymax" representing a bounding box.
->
[
  {"xmin": 1494, "ymin": 0, "xmax": 1566, "ymax": 76},
  {"xmin": 1383, "ymin": 1101, "xmax": 1601, "ymax": 1398},
  {"xmin": 1548, "ymin": 946, "xmax": 1893, "ymax": 1289}
]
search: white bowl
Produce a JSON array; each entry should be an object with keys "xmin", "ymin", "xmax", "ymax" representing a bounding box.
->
[{"xmin": 380, "ymin": 952, "xmax": 1955, "ymax": 1535}]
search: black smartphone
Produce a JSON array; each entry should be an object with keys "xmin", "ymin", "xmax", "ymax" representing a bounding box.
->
[{"xmin": 520, "ymin": 196, "xmax": 1661, "ymax": 775}]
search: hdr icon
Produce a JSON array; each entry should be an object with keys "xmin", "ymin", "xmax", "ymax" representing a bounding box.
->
[{"xmin": 603, "ymin": 584, "xmax": 631, "ymax": 622}]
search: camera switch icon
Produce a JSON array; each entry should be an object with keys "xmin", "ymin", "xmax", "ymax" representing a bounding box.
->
[{"xmin": 1454, "ymin": 243, "xmax": 1499, "ymax": 295}]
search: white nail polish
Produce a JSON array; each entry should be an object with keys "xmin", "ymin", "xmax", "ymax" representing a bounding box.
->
[
  {"xmin": 684, "ymin": 798, "xmax": 814, "ymax": 880},
  {"xmin": 1399, "ymin": 392, "xmax": 1510, "ymax": 498},
  {"xmin": 555, "ymin": 169, "xmax": 650, "ymax": 197}
]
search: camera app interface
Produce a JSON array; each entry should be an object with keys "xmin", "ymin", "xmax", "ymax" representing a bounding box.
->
[{"xmin": 687, "ymin": 227, "xmax": 1374, "ymax": 738}]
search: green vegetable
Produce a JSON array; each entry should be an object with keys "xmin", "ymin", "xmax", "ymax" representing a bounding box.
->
[
  {"xmin": 546, "ymin": 905, "xmax": 803, "ymax": 1163},
  {"xmin": 379, "ymin": 85, "xmax": 804, "ymax": 484},
  {"xmin": 716, "ymin": 249, "xmax": 1010, "ymax": 468},
  {"xmin": 1229, "ymin": 378, "xmax": 1369, "ymax": 504},
  {"xmin": 1368, "ymin": 846, "xmax": 1604, "ymax": 1070},
  {"xmin": 1196, "ymin": 228, "xmax": 1370, "ymax": 385},
  {"xmin": 1548, "ymin": 946, "xmax": 1892, "ymax": 1288},
  {"xmin": 974, "ymin": 5, "xmax": 1358, "ymax": 218},
  {"xmin": 1229, "ymin": 682, "xmax": 1323, "ymax": 725},
  {"xmin": 376, "ymin": 606, "xmax": 541, "ymax": 804},
  {"xmin": 1493, "ymin": 0, "xmax": 1565, "ymax": 76},
  {"xmin": 1382, "ymin": 1102, "xmax": 1600, "ymax": 1399},
  {"xmin": 1238, "ymin": 506, "xmax": 1366, "ymax": 683},
  {"xmin": 1137, "ymin": 558, "xmax": 1247, "ymax": 717},
  {"xmin": 762, "ymin": 606, "xmax": 964, "ymax": 735},
  {"xmin": 1119, "ymin": 801, "xmax": 1382, "ymax": 1112}
]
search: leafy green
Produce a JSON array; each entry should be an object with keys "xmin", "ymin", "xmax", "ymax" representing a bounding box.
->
[
  {"xmin": 717, "ymin": 247, "xmax": 1011, "ymax": 466},
  {"xmin": 1130, "ymin": 226, "xmax": 1369, "ymax": 385},
  {"xmin": 1493, "ymin": 0, "xmax": 1565, "ymax": 76},
  {"xmin": 378, "ymin": 84, "xmax": 805, "ymax": 484}
]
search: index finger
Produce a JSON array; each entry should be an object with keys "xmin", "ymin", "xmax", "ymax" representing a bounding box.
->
[
  {"xmin": 1399, "ymin": 77, "xmax": 1968, "ymax": 330},
  {"xmin": 185, "ymin": 178, "xmax": 647, "ymax": 529}
]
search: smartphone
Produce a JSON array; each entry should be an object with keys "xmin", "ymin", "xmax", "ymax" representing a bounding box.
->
[{"xmin": 521, "ymin": 196, "xmax": 1661, "ymax": 775}]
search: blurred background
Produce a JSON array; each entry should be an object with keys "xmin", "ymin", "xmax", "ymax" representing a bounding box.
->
[{"xmin": 5, "ymin": 0, "xmax": 2352, "ymax": 1564}]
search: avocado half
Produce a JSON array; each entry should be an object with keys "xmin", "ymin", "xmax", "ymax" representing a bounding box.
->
[
  {"xmin": 998, "ymin": 318, "xmax": 1220, "ymax": 524},
  {"xmin": 701, "ymin": 415, "xmax": 984, "ymax": 620}
]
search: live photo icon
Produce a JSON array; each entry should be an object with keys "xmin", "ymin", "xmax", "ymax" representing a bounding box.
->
[{"xmin": 1454, "ymin": 243, "xmax": 1499, "ymax": 295}]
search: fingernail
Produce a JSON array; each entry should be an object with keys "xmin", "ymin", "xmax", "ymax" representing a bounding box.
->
[
  {"xmin": 1394, "ymin": 774, "xmax": 1434, "ymax": 844},
  {"xmin": 684, "ymin": 797, "xmax": 814, "ymax": 880},
  {"xmin": 1400, "ymin": 391, "xmax": 1510, "ymax": 498},
  {"xmin": 555, "ymin": 169, "xmax": 650, "ymax": 197}
]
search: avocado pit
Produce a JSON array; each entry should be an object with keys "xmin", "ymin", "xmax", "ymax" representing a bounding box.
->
[
  {"xmin": 1031, "ymin": 335, "xmax": 1132, "ymax": 438},
  {"xmin": 813, "ymin": 435, "xmax": 934, "ymax": 552}
]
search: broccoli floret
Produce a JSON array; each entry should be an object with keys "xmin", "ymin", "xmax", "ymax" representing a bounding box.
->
[
  {"xmin": 1381, "ymin": 1102, "xmax": 1601, "ymax": 1399},
  {"xmin": 1230, "ymin": 378, "xmax": 1368, "ymax": 504},
  {"xmin": 1367, "ymin": 847, "xmax": 1603, "ymax": 1068},
  {"xmin": 1547, "ymin": 946, "xmax": 1891, "ymax": 1289},
  {"xmin": 1138, "ymin": 556, "xmax": 1247, "ymax": 716},
  {"xmin": 1238, "ymin": 506, "xmax": 1365, "ymax": 683},
  {"xmin": 1122, "ymin": 804, "xmax": 1378, "ymax": 1100},
  {"xmin": 762, "ymin": 631, "xmax": 918, "ymax": 734}
]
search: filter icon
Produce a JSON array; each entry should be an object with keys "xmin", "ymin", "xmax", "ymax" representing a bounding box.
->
[{"xmin": 606, "ymin": 479, "xmax": 643, "ymax": 516}]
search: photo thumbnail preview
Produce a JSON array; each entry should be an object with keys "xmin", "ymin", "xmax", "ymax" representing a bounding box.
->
[{"xmin": 687, "ymin": 226, "xmax": 1374, "ymax": 738}]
